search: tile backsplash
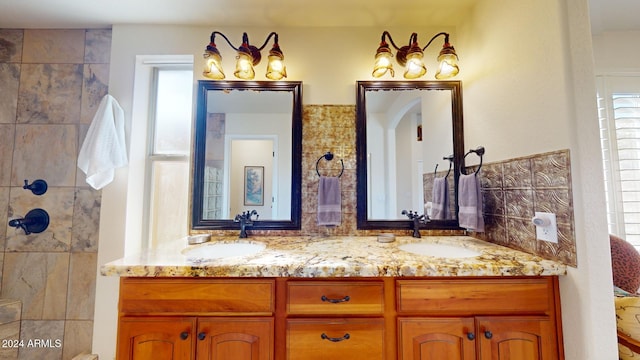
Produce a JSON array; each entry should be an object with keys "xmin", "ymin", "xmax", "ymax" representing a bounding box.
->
[{"xmin": 473, "ymin": 149, "xmax": 577, "ymax": 266}]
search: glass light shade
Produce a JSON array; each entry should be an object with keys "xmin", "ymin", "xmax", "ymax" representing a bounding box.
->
[
  {"xmin": 435, "ymin": 53, "xmax": 460, "ymax": 79},
  {"xmin": 234, "ymin": 51, "xmax": 255, "ymax": 80},
  {"xmin": 403, "ymin": 51, "xmax": 427, "ymax": 79},
  {"xmin": 203, "ymin": 49, "xmax": 225, "ymax": 80},
  {"xmin": 372, "ymin": 49, "xmax": 394, "ymax": 78},
  {"xmin": 266, "ymin": 53, "xmax": 287, "ymax": 80}
]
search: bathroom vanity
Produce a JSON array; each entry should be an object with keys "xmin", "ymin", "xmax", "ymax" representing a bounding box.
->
[{"xmin": 102, "ymin": 236, "xmax": 566, "ymax": 360}]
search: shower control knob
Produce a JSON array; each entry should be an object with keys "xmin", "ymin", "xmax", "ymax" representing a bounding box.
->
[{"xmin": 23, "ymin": 179, "xmax": 48, "ymax": 195}]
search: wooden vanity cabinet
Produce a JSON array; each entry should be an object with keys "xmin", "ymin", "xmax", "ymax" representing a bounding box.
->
[
  {"xmin": 396, "ymin": 277, "xmax": 563, "ymax": 360},
  {"xmin": 284, "ymin": 280, "xmax": 388, "ymax": 360},
  {"xmin": 115, "ymin": 276, "xmax": 563, "ymax": 360},
  {"xmin": 116, "ymin": 278, "xmax": 275, "ymax": 360}
]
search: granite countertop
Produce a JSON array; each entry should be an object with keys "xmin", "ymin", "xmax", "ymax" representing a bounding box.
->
[{"xmin": 100, "ymin": 235, "xmax": 566, "ymax": 278}]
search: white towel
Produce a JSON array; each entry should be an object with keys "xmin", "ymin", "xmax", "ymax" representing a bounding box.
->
[
  {"xmin": 317, "ymin": 176, "xmax": 341, "ymax": 226},
  {"xmin": 78, "ymin": 95, "xmax": 128, "ymax": 190},
  {"xmin": 431, "ymin": 177, "xmax": 449, "ymax": 220},
  {"xmin": 458, "ymin": 173, "xmax": 484, "ymax": 232}
]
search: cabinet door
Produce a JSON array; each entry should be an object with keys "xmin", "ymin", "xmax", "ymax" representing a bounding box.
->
[
  {"xmin": 117, "ymin": 317, "xmax": 195, "ymax": 360},
  {"xmin": 196, "ymin": 317, "xmax": 273, "ymax": 360},
  {"xmin": 287, "ymin": 318, "xmax": 385, "ymax": 360},
  {"xmin": 398, "ymin": 317, "xmax": 476, "ymax": 360},
  {"xmin": 477, "ymin": 316, "xmax": 557, "ymax": 360}
]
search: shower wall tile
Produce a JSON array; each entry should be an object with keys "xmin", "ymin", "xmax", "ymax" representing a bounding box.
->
[
  {"xmin": 17, "ymin": 320, "xmax": 64, "ymax": 360},
  {"xmin": 66, "ymin": 253, "xmax": 97, "ymax": 320},
  {"xmin": 22, "ymin": 29, "xmax": 84, "ymax": 64},
  {"xmin": 70, "ymin": 189, "xmax": 101, "ymax": 252},
  {"xmin": 84, "ymin": 29, "xmax": 111, "ymax": 64},
  {"xmin": 0, "ymin": 187, "xmax": 8, "ymax": 250},
  {"xmin": 0, "ymin": 29, "xmax": 23, "ymax": 63},
  {"xmin": 475, "ymin": 149, "xmax": 576, "ymax": 266},
  {"xmin": 12, "ymin": 124, "xmax": 78, "ymax": 187},
  {"xmin": 0, "ymin": 125, "xmax": 15, "ymax": 186},
  {"xmin": 6, "ymin": 187, "xmax": 75, "ymax": 252},
  {"xmin": 0, "ymin": 63, "xmax": 20, "ymax": 123},
  {"xmin": 80, "ymin": 63, "xmax": 109, "ymax": 124},
  {"xmin": 1, "ymin": 28, "xmax": 110, "ymax": 360},
  {"xmin": 1, "ymin": 252, "xmax": 70, "ymax": 320},
  {"xmin": 17, "ymin": 63, "xmax": 83, "ymax": 124},
  {"xmin": 0, "ymin": 299, "xmax": 21, "ymax": 360},
  {"xmin": 62, "ymin": 320, "xmax": 93, "ymax": 360}
]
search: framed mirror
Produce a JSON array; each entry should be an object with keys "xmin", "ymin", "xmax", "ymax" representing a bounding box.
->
[
  {"xmin": 191, "ymin": 81, "xmax": 302, "ymax": 230},
  {"xmin": 356, "ymin": 80, "xmax": 464, "ymax": 230}
]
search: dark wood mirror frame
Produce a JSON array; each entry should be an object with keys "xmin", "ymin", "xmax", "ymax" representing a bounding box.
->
[
  {"xmin": 191, "ymin": 80, "xmax": 303, "ymax": 230},
  {"xmin": 356, "ymin": 80, "xmax": 465, "ymax": 230}
]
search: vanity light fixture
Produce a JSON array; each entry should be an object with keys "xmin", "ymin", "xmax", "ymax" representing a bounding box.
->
[
  {"xmin": 203, "ymin": 31, "xmax": 287, "ymax": 80},
  {"xmin": 372, "ymin": 31, "xmax": 459, "ymax": 80}
]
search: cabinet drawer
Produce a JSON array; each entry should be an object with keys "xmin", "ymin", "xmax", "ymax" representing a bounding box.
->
[
  {"xmin": 397, "ymin": 278, "xmax": 553, "ymax": 315},
  {"xmin": 287, "ymin": 318, "xmax": 384, "ymax": 360},
  {"xmin": 119, "ymin": 278, "xmax": 274, "ymax": 315},
  {"xmin": 287, "ymin": 281, "xmax": 384, "ymax": 315}
]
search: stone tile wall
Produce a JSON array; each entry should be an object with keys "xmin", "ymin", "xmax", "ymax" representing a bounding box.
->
[{"xmin": 0, "ymin": 29, "xmax": 110, "ymax": 360}]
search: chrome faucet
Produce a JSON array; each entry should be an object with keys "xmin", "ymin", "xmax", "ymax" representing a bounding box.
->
[
  {"xmin": 234, "ymin": 210, "xmax": 259, "ymax": 238},
  {"xmin": 402, "ymin": 210, "xmax": 429, "ymax": 238}
]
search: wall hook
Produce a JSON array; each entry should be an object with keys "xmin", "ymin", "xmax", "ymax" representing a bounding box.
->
[
  {"xmin": 8, "ymin": 208, "xmax": 50, "ymax": 235},
  {"xmin": 23, "ymin": 179, "xmax": 48, "ymax": 195}
]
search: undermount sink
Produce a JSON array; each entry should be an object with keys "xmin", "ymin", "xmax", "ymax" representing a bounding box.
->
[
  {"xmin": 398, "ymin": 242, "xmax": 481, "ymax": 259},
  {"xmin": 182, "ymin": 241, "xmax": 266, "ymax": 261}
]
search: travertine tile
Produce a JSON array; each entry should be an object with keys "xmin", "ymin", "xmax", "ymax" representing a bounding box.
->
[
  {"xmin": 66, "ymin": 253, "xmax": 97, "ymax": 320},
  {"xmin": 1, "ymin": 253, "xmax": 70, "ymax": 320},
  {"xmin": 71, "ymin": 189, "xmax": 101, "ymax": 252},
  {"xmin": 22, "ymin": 29, "xmax": 84, "ymax": 64},
  {"xmin": 0, "ymin": 63, "xmax": 20, "ymax": 123},
  {"xmin": 0, "ymin": 29, "xmax": 23, "ymax": 63},
  {"xmin": 17, "ymin": 320, "xmax": 64, "ymax": 360},
  {"xmin": 0, "ymin": 187, "xmax": 10, "ymax": 251},
  {"xmin": 17, "ymin": 64, "xmax": 83, "ymax": 124},
  {"xmin": 12, "ymin": 124, "xmax": 78, "ymax": 187},
  {"xmin": 84, "ymin": 29, "xmax": 111, "ymax": 64},
  {"xmin": 80, "ymin": 63, "xmax": 109, "ymax": 124},
  {"xmin": 6, "ymin": 187, "xmax": 75, "ymax": 252},
  {"xmin": 63, "ymin": 320, "xmax": 93, "ymax": 360},
  {"xmin": 0, "ymin": 125, "xmax": 15, "ymax": 186}
]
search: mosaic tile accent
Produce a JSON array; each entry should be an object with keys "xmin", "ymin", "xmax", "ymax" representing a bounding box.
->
[{"xmin": 474, "ymin": 149, "xmax": 577, "ymax": 266}]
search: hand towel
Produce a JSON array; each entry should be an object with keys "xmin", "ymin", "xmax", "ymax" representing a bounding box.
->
[
  {"xmin": 431, "ymin": 177, "xmax": 449, "ymax": 220},
  {"xmin": 78, "ymin": 94, "xmax": 128, "ymax": 190},
  {"xmin": 458, "ymin": 173, "xmax": 484, "ymax": 232},
  {"xmin": 317, "ymin": 176, "xmax": 341, "ymax": 226}
]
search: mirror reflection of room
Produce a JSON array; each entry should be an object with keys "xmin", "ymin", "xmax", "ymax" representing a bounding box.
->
[
  {"xmin": 365, "ymin": 89, "xmax": 453, "ymax": 220},
  {"xmin": 203, "ymin": 90, "xmax": 293, "ymax": 220}
]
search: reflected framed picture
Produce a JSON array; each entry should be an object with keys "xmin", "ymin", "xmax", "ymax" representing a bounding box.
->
[{"xmin": 244, "ymin": 166, "xmax": 264, "ymax": 206}]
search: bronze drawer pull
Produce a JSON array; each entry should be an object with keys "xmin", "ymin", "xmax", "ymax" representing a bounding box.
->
[
  {"xmin": 180, "ymin": 332, "xmax": 189, "ymax": 340},
  {"xmin": 321, "ymin": 333, "xmax": 351, "ymax": 342},
  {"xmin": 321, "ymin": 295, "xmax": 351, "ymax": 303}
]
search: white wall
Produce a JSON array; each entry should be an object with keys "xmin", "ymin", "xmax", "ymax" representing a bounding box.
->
[
  {"xmin": 459, "ymin": 0, "xmax": 617, "ymax": 358},
  {"xmin": 95, "ymin": 1, "xmax": 618, "ymax": 356}
]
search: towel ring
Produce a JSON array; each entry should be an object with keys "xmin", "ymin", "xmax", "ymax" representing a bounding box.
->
[
  {"xmin": 434, "ymin": 155, "xmax": 454, "ymax": 178},
  {"xmin": 462, "ymin": 146, "xmax": 485, "ymax": 176},
  {"xmin": 316, "ymin": 152, "xmax": 344, "ymax": 177}
]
